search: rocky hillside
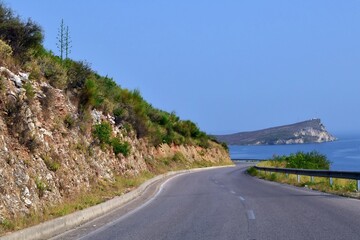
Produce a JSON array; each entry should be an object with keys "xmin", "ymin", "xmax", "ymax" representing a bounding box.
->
[
  {"xmin": 0, "ymin": 4, "xmax": 231, "ymax": 233},
  {"xmin": 0, "ymin": 67, "xmax": 230, "ymax": 227},
  {"xmin": 214, "ymin": 119, "xmax": 336, "ymax": 145}
]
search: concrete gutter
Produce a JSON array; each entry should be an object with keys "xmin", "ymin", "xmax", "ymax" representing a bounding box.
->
[{"xmin": 1, "ymin": 165, "xmax": 233, "ymax": 240}]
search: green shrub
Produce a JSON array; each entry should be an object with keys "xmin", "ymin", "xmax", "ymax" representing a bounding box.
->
[
  {"xmin": 67, "ymin": 60, "xmax": 93, "ymax": 89},
  {"xmin": 64, "ymin": 114, "xmax": 75, "ymax": 129},
  {"xmin": 197, "ymin": 135, "xmax": 210, "ymax": 148},
  {"xmin": 93, "ymin": 122, "xmax": 112, "ymax": 144},
  {"xmin": 42, "ymin": 152, "xmax": 61, "ymax": 172},
  {"xmin": 35, "ymin": 177, "xmax": 47, "ymax": 197},
  {"xmin": 172, "ymin": 133, "xmax": 185, "ymax": 145},
  {"xmin": 247, "ymin": 166, "xmax": 258, "ymax": 176},
  {"xmin": 38, "ymin": 55, "xmax": 67, "ymax": 89},
  {"xmin": 0, "ymin": 218, "xmax": 14, "ymax": 230},
  {"xmin": 173, "ymin": 120, "xmax": 201, "ymax": 138},
  {"xmin": 0, "ymin": 3, "xmax": 43, "ymax": 61},
  {"xmin": 79, "ymin": 77, "xmax": 103, "ymax": 110},
  {"xmin": 111, "ymin": 138, "xmax": 131, "ymax": 157},
  {"xmin": 0, "ymin": 39, "xmax": 12, "ymax": 58},
  {"xmin": 269, "ymin": 173, "xmax": 277, "ymax": 181},
  {"xmin": 43, "ymin": 157, "xmax": 60, "ymax": 172},
  {"xmin": 149, "ymin": 126, "xmax": 165, "ymax": 146},
  {"xmin": 266, "ymin": 151, "xmax": 331, "ymax": 170},
  {"xmin": 220, "ymin": 142, "xmax": 229, "ymax": 151},
  {"xmin": 148, "ymin": 109, "xmax": 170, "ymax": 126},
  {"xmin": 172, "ymin": 152, "xmax": 186, "ymax": 163},
  {"xmin": 23, "ymin": 81, "xmax": 35, "ymax": 100},
  {"xmin": 284, "ymin": 151, "xmax": 331, "ymax": 170},
  {"xmin": 113, "ymin": 107, "xmax": 125, "ymax": 125}
]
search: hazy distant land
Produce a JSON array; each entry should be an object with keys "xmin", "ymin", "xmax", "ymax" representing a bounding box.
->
[{"xmin": 214, "ymin": 119, "xmax": 336, "ymax": 145}]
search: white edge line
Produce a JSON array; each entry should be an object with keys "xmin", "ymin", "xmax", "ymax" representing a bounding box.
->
[
  {"xmin": 78, "ymin": 172, "xmax": 188, "ymax": 240},
  {"xmin": 246, "ymin": 210, "xmax": 255, "ymax": 220}
]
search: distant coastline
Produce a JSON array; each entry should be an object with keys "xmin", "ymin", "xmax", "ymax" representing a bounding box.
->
[{"xmin": 229, "ymin": 133, "xmax": 360, "ymax": 171}]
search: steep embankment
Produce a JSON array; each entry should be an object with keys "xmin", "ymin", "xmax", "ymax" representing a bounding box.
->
[
  {"xmin": 214, "ymin": 119, "xmax": 336, "ymax": 145},
  {"xmin": 0, "ymin": 67, "xmax": 230, "ymax": 230},
  {"xmin": 0, "ymin": 4, "xmax": 230, "ymax": 233}
]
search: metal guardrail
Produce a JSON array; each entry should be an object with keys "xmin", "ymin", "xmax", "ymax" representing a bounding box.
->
[{"xmin": 254, "ymin": 166, "xmax": 360, "ymax": 190}]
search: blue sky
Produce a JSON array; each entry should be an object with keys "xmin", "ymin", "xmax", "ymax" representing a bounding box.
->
[{"xmin": 4, "ymin": 0, "xmax": 360, "ymax": 135}]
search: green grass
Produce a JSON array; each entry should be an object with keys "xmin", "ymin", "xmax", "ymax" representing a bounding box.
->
[{"xmin": 250, "ymin": 162, "xmax": 360, "ymax": 198}]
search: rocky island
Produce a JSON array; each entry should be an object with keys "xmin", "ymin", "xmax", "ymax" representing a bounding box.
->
[{"xmin": 214, "ymin": 119, "xmax": 336, "ymax": 145}]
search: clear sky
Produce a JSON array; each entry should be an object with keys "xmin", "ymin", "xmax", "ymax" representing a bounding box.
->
[{"xmin": 4, "ymin": 0, "xmax": 360, "ymax": 135}]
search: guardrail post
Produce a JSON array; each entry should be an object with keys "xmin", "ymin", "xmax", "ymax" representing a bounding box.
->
[
  {"xmin": 286, "ymin": 173, "xmax": 288, "ymax": 178},
  {"xmin": 297, "ymin": 175, "xmax": 300, "ymax": 183},
  {"xmin": 311, "ymin": 176, "xmax": 314, "ymax": 183},
  {"xmin": 357, "ymin": 180, "xmax": 360, "ymax": 192},
  {"xmin": 329, "ymin": 177, "xmax": 333, "ymax": 186}
]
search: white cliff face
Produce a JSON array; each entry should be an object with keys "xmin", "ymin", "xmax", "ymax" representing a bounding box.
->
[
  {"xmin": 293, "ymin": 127, "xmax": 336, "ymax": 143},
  {"xmin": 253, "ymin": 125, "xmax": 336, "ymax": 145}
]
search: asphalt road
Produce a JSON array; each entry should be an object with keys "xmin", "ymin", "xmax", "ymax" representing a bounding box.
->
[{"xmin": 55, "ymin": 163, "xmax": 360, "ymax": 240}]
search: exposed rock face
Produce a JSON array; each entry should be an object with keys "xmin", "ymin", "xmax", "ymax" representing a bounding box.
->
[
  {"xmin": 214, "ymin": 119, "xmax": 336, "ymax": 145},
  {"xmin": 0, "ymin": 67, "xmax": 230, "ymax": 222}
]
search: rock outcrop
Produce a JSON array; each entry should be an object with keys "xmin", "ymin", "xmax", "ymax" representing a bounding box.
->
[
  {"xmin": 214, "ymin": 119, "xmax": 336, "ymax": 145},
  {"xmin": 0, "ymin": 67, "xmax": 230, "ymax": 224}
]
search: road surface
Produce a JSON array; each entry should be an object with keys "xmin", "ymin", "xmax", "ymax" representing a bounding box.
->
[{"xmin": 54, "ymin": 163, "xmax": 360, "ymax": 240}]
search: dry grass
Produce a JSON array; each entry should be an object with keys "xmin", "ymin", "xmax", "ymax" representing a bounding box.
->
[
  {"xmin": 0, "ymin": 157, "xmax": 232, "ymax": 235},
  {"xmin": 0, "ymin": 172, "xmax": 154, "ymax": 234}
]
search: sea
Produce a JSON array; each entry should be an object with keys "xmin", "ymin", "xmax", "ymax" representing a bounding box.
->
[{"xmin": 229, "ymin": 133, "xmax": 360, "ymax": 171}]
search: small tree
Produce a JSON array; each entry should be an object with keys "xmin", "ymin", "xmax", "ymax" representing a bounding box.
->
[
  {"xmin": 65, "ymin": 25, "xmax": 71, "ymax": 59},
  {"xmin": 0, "ymin": 3, "xmax": 43, "ymax": 61},
  {"xmin": 56, "ymin": 19, "xmax": 71, "ymax": 61},
  {"xmin": 56, "ymin": 19, "xmax": 64, "ymax": 60}
]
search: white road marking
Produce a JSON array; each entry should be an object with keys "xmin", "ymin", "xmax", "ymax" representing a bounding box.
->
[
  {"xmin": 230, "ymin": 190, "xmax": 236, "ymax": 194},
  {"xmin": 77, "ymin": 173, "xmax": 188, "ymax": 240},
  {"xmin": 238, "ymin": 196, "xmax": 245, "ymax": 201},
  {"xmin": 247, "ymin": 210, "xmax": 255, "ymax": 220}
]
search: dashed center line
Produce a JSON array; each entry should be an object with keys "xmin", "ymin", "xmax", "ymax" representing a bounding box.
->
[
  {"xmin": 238, "ymin": 196, "xmax": 245, "ymax": 201},
  {"xmin": 247, "ymin": 210, "xmax": 256, "ymax": 220},
  {"xmin": 230, "ymin": 190, "xmax": 236, "ymax": 194}
]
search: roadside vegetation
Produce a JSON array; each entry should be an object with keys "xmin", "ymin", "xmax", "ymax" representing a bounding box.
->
[
  {"xmin": 247, "ymin": 151, "xmax": 359, "ymax": 198},
  {"xmin": 0, "ymin": 3, "xmax": 231, "ymax": 234}
]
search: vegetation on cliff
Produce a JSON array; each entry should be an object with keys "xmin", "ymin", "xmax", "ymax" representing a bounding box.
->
[
  {"xmin": 0, "ymin": 3, "xmax": 231, "ymax": 234},
  {"xmin": 0, "ymin": 2, "xmax": 214, "ymax": 150}
]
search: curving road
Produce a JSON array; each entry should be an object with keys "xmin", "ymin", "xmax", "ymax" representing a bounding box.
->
[{"xmin": 55, "ymin": 163, "xmax": 360, "ymax": 240}]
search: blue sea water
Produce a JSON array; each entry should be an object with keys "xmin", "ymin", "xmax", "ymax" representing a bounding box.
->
[{"xmin": 229, "ymin": 134, "xmax": 360, "ymax": 171}]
